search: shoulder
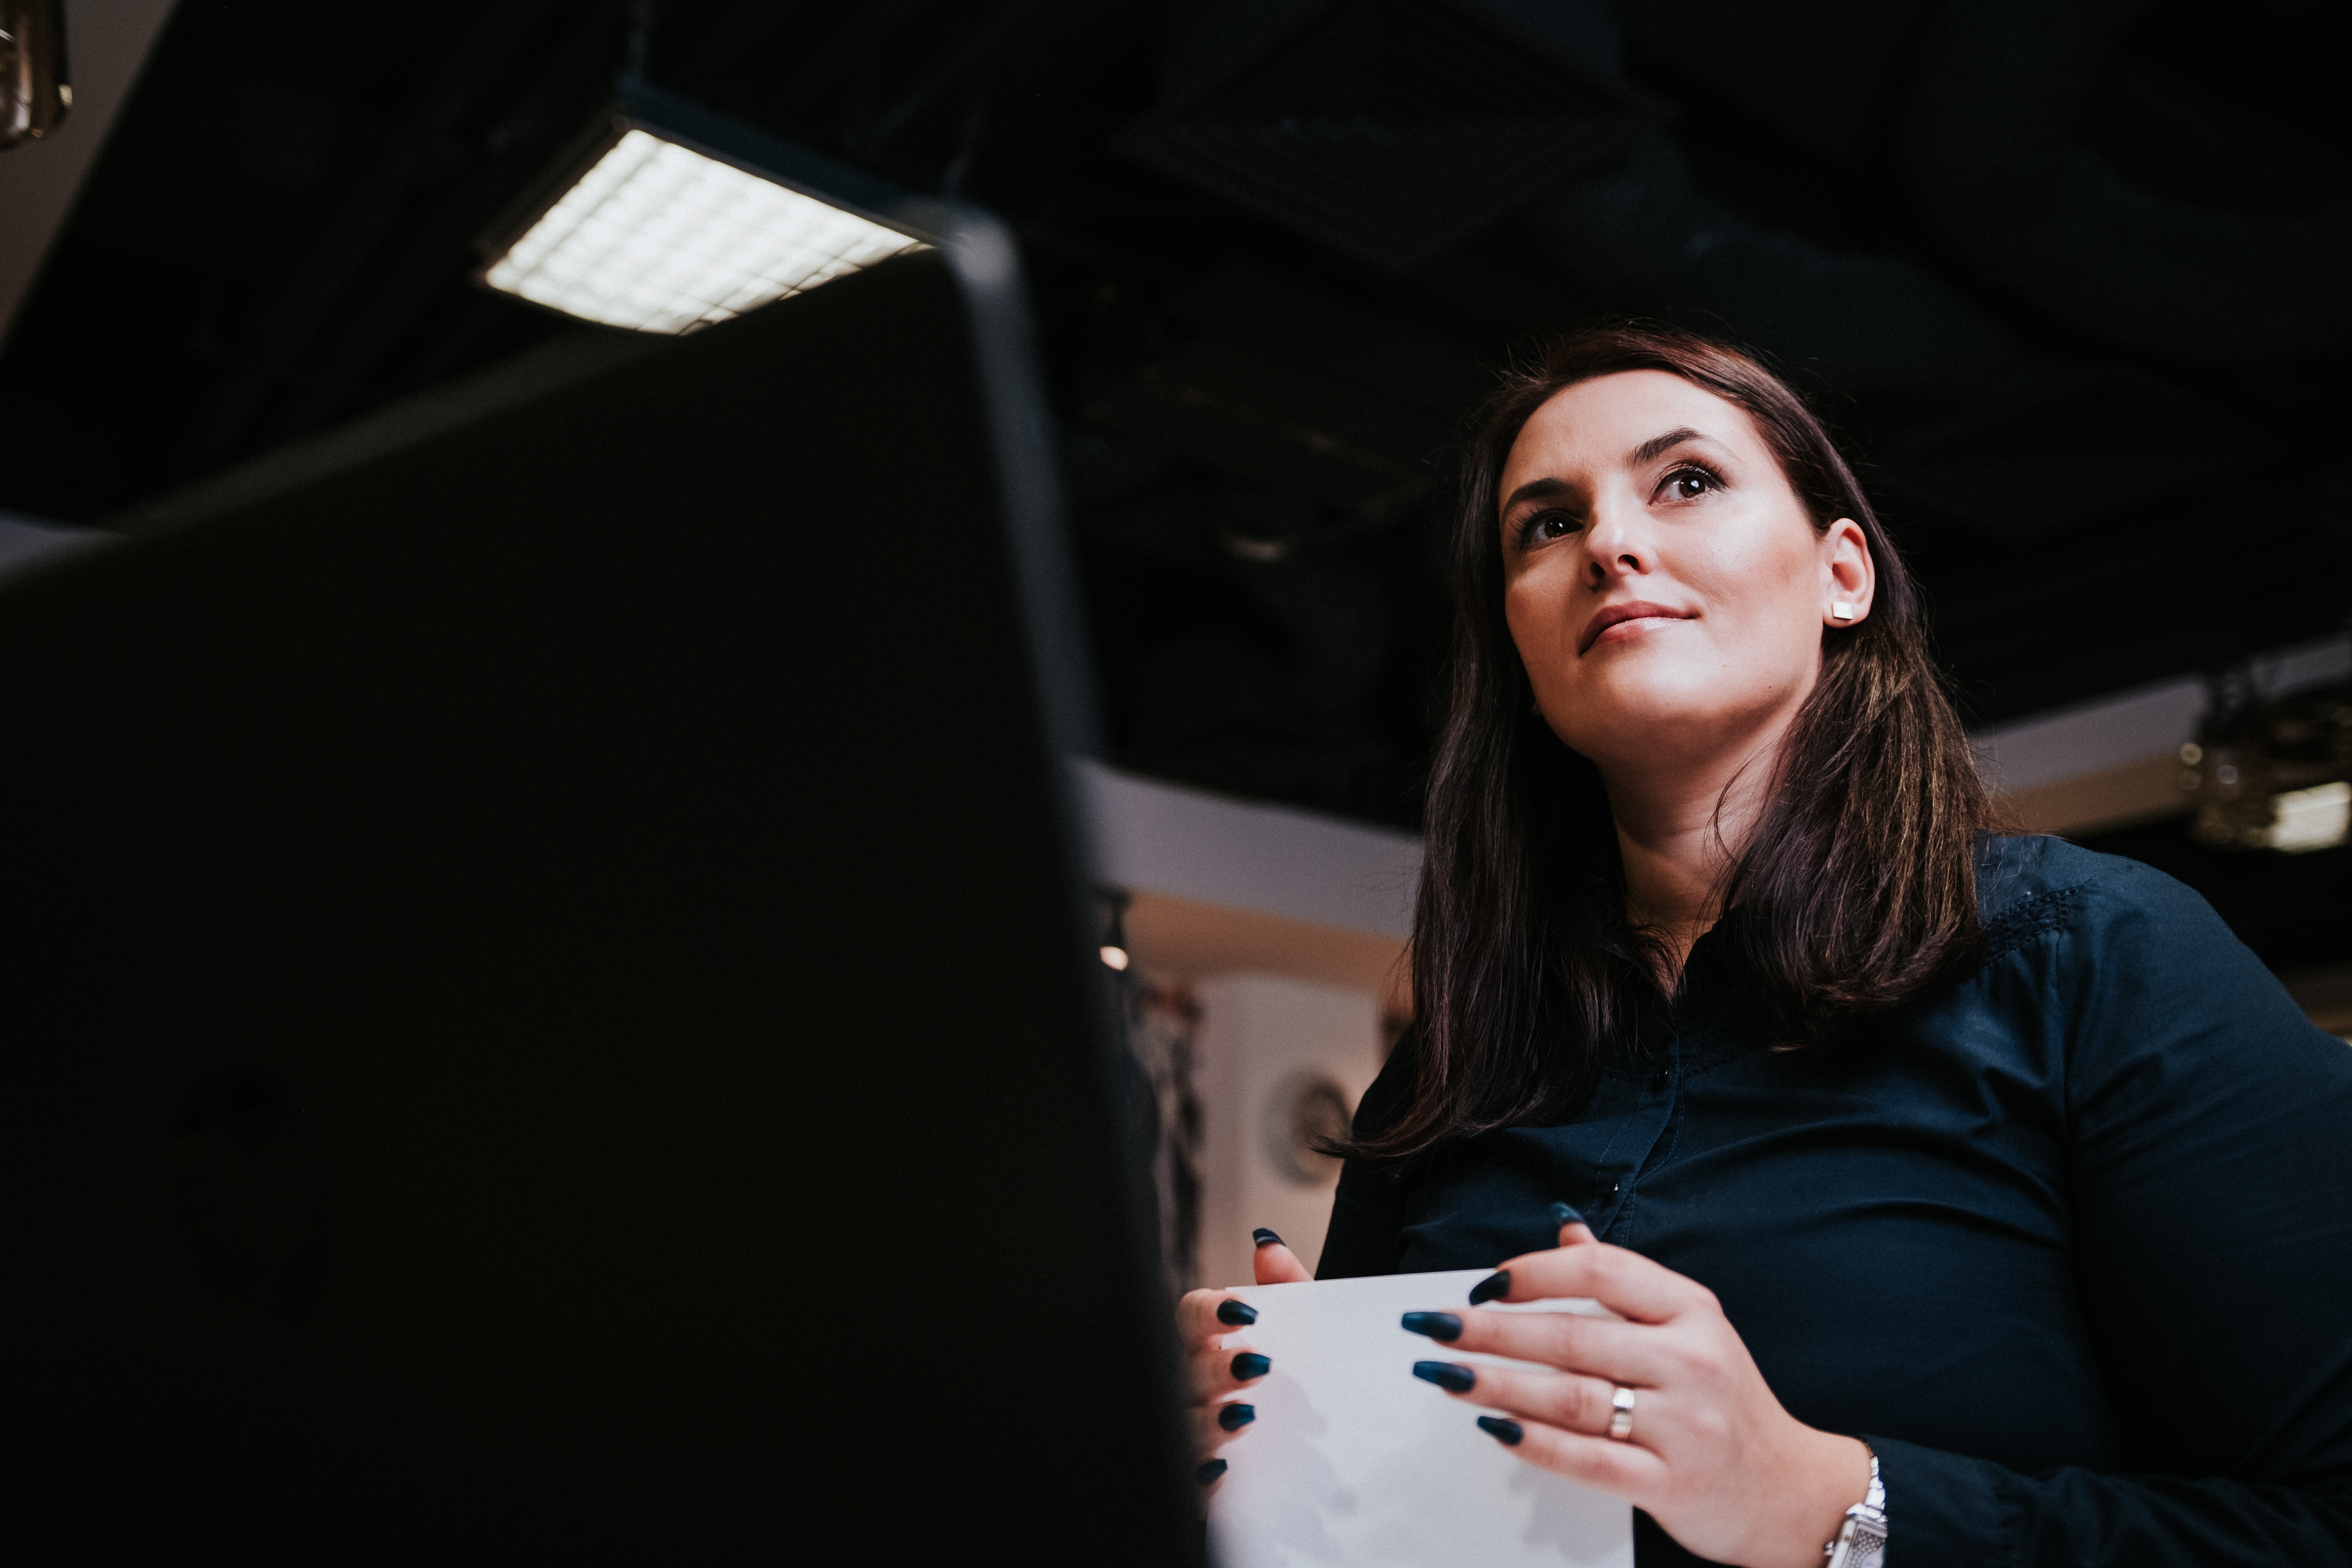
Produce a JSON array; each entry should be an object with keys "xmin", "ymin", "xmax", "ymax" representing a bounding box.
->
[
  {"xmin": 1967, "ymin": 834, "xmax": 2346, "ymax": 1110},
  {"xmin": 1972, "ymin": 832, "xmax": 2237, "ymax": 963}
]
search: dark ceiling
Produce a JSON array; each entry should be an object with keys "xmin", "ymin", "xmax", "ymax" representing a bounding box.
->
[{"xmin": 3, "ymin": 0, "xmax": 2349, "ymax": 835}]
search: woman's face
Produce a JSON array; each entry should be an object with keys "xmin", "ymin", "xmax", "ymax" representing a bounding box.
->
[{"xmin": 1498, "ymin": 370, "xmax": 1873, "ymax": 775}]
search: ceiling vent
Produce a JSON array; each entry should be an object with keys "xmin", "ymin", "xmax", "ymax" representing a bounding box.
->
[
  {"xmin": 1084, "ymin": 265, "xmax": 1493, "ymax": 509},
  {"xmin": 1118, "ymin": 0, "xmax": 1665, "ymax": 273}
]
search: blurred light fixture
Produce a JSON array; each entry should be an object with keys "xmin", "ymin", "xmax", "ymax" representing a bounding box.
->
[
  {"xmin": 1099, "ymin": 888, "xmax": 1132, "ymax": 972},
  {"xmin": 479, "ymin": 76, "xmax": 928, "ymax": 335},
  {"xmin": 0, "ymin": 0, "xmax": 70, "ymax": 150},
  {"xmin": 2269, "ymin": 780, "xmax": 2350, "ymax": 854},
  {"xmin": 2183, "ymin": 665, "xmax": 2352, "ymax": 852}
]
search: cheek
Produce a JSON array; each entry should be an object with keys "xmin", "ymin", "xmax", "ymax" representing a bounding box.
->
[
  {"xmin": 1503, "ymin": 573, "xmax": 1577, "ymax": 676},
  {"xmin": 1689, "ymin": 522, "xmax": 1817, "ymax": 632},
  {"xmin": 1690, "ymin": 542, "xmax": 1827, "ymax": 701}
]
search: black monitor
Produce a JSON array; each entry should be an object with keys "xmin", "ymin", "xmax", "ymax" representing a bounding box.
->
[{"xmin": 4, "ymin": 222, "xmax": 1193, "ymax": 1558}]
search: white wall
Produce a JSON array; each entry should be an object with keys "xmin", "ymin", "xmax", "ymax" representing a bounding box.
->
[
  {"xmin": 1194, "ymin": 974, "xmax": 1386, "ymax": 1291},
  {"xmin": 1971, "ymin": 634, "xmax": 2350, "ymax": 794},
  {"xmin": 1074, "ymin": 758, "xmax": 1421, "ymax": 940},
  {"xmin": 1072, "ymin": 766, "xmax": 1411, "ymax": 1293}
]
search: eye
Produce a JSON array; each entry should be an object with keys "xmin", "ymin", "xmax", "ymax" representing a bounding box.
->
[
  {"xmin": 1658, "ymin": 464, "xmax": 1721, "ymax": 502},
  {"xmin": 1515, "ymin": 508, "xmax": 1581, "ymax": 547}
]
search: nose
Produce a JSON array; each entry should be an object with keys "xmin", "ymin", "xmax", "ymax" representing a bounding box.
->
[{"xmin": 1580, "ymin": 498, "xmax": 1652, "ymax": 590}]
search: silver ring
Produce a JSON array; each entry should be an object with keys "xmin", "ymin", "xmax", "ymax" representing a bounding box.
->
[{"xmin": 1606, "ymin": 1386, "xmax": 1635, "ymax": 1441}]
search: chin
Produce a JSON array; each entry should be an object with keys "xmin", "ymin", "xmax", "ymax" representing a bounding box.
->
[{"xmin": 1548, "ymin": 667, "xmax": 1775, "ymax": 758}]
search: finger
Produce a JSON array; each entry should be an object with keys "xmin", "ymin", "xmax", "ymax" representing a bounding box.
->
[
  {"xmin": 1187, "ymin": 1340, "xmax": 1274, "ymax": 1402},
  {"xmin": 1407, "ymin": 1302, "xmax": 1668, "ymax": 1387},
  {"xmin": 1475, "ymin": 1241, "xmax": 1714, "ymax": 1324},
  {"xmin": 1481, "ymin": 1414, "xmax": 1667, "ymax": 1505},
  {"xmin": 1550, "ymin": 1200, "xmax": 1598, "ymax": 1248},
  {"xmin": 1191, "ymin": 1398, "xmax": 1260, "ymax": 1456},
  {"xmin": 1251, "ymin": 1228, "xmax": 1312, "ymax": 1285},
  {"xmin": 1418, "ymin": 1357, "xmax": 1638, "ymax": 1439},
  {"xmin": 1178, "ymin": 1286, "xmax": 1262, "ymax": 1344}
]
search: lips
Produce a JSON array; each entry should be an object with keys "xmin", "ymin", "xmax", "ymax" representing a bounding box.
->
[{"xmin": 1577, "ymin": 600, "xmax": 1692, "ymax": 656}]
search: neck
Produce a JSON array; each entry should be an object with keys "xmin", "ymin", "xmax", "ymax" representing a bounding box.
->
[{"xmin": 1596, "ymin": 718, "xmax": 1795, "ymax": 983}]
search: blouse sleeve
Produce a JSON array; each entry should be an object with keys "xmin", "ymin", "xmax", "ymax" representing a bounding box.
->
[
  {"xmin": 1315, "ymin": 1029, "xmax": 1420, "ymax": 1280},
  {"xmin": 1874, "ymin": 856, "xmax": 2352, "ymax": 1565}
]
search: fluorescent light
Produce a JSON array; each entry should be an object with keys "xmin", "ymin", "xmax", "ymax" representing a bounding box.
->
[
  {"xmin": 483, "ymin": 127, "xmax": 928, "ymax": 335},
  {"xmin": 2267, "ymin": 779, "xmax": 2350, "ymax": 854}
]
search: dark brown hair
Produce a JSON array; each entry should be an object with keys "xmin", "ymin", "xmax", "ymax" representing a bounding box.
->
[{"xmin": 1355, "ymin": 323, "xmax": 1994, "ymax": 1160}]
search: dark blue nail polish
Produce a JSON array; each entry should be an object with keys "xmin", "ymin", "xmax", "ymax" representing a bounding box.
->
[
  {"xmin": 1218, "ymin": 1403, "xmax": 1256, "ymax": 1432},
  {"xmin": 1478, "ymin": 1415, "xmax": 1524, "ymax": 1446},
  {"xmin": 1196, "ymin": 1458, "xmax": 1227, "ymax": 1485},
  {"xmin": 1401, "ymin": 1311, "xmax": 1462, "ymax": 1342},
  {"xmin": 1412, "ymin": 1360, "xmax": 1476, "ymax": 1393},
  {"xmin": 1468, "ymin": 1270, "xmax": 1511, "ymax": 1305},
  {"xmin": 1230, "ymin": 1351, "xmax": 1271, "ymax": 1380},
  {"xmin": 1253, "ymin": 1227, "xmax": 1284, "ymax": 1247},
  {"xmin": 1217, "ymin": 1299, "xmax": 1258, "ymax": 1326},
  {"xmin": 1550, "ymin": 1201, "xmax": 1586, "ymax": 1228}
]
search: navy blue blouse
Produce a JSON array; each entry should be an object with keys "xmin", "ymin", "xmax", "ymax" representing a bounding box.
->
[{"xmin": 1319, "ymin": 836, "xmax": 2352, "ymax": 1565}]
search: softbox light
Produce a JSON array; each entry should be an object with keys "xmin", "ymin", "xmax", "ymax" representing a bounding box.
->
[{"xmin": 479, "ymin": 75, "xmax": 930, "ymax": 335}]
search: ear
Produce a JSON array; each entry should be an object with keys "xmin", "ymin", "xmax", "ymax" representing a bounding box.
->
[{"xmin": 1820, "ymin": 518, "xmax": 1874, "ymax": 627}]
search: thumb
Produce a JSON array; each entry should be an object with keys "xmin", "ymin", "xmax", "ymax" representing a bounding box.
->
[{"xmin": 1251, "ymin": 1227, "xmax": 1312, "ymax": 1284}]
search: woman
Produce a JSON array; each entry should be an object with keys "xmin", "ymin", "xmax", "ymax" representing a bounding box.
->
[{"xmin": 1179, "ymin": 326, "xmax": 2352, "ymax": 1566}]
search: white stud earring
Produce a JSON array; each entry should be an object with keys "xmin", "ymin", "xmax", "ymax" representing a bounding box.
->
[{"xmin": 1831, "ymin": 602, "xmax": 1856, "ymax": 622}]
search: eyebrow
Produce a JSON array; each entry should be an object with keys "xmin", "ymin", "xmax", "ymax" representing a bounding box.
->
[
  {"xmin": 1628, "ymin": 426, "xmax": 1714, "ymax": 465},
  {"xmin": 1500, "ymin": 427, "xmax": 1727, "ymax": 516},
  {"xmin": 1499, "ymin": 475, "xmax": 1570, "ymax": 513}
]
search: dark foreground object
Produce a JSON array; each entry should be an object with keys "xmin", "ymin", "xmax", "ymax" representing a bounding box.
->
[{"xmin": 3, "ymin": 244, "xmax": 1191, "ymax": 1557}]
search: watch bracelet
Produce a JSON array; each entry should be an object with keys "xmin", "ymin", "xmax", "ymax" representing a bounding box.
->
[{"xmin": 1822, "ymin": 1447, "xmax": 1885, "ymax": 1568}]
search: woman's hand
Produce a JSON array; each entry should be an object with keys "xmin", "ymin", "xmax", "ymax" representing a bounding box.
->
[
  {"xmin": 1175, "ymin": 1228, "xmax": 1312, "ymax": 1485},
  {"xmin": 1404, "ymin": 1214, "xmax": 1869, "ymax": 1568}
]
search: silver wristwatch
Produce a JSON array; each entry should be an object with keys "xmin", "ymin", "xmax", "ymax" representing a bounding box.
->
[{"xmin": 1823, "ymin": 1447, "xmax": 1886, "ymax": 1568}]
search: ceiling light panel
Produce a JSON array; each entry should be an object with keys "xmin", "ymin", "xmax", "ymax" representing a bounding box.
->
[
  {"xmin": 484, "ymin": 129, "xmax": 928, "ymax": 335},
  {"xmin": 2268, "ymin": 779, "xmax": 2351, "ymax": 854}
]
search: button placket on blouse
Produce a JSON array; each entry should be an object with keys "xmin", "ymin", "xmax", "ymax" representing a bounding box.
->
[{"xmin": 1589, "ymin": 1030, "xmax": 1682, "ymax": 1245}]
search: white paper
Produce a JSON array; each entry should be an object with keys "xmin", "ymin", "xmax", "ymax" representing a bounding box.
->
[{"xmin": 1207, "ymin": 1269, "xmax": 1632, "ymax": 1568}]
